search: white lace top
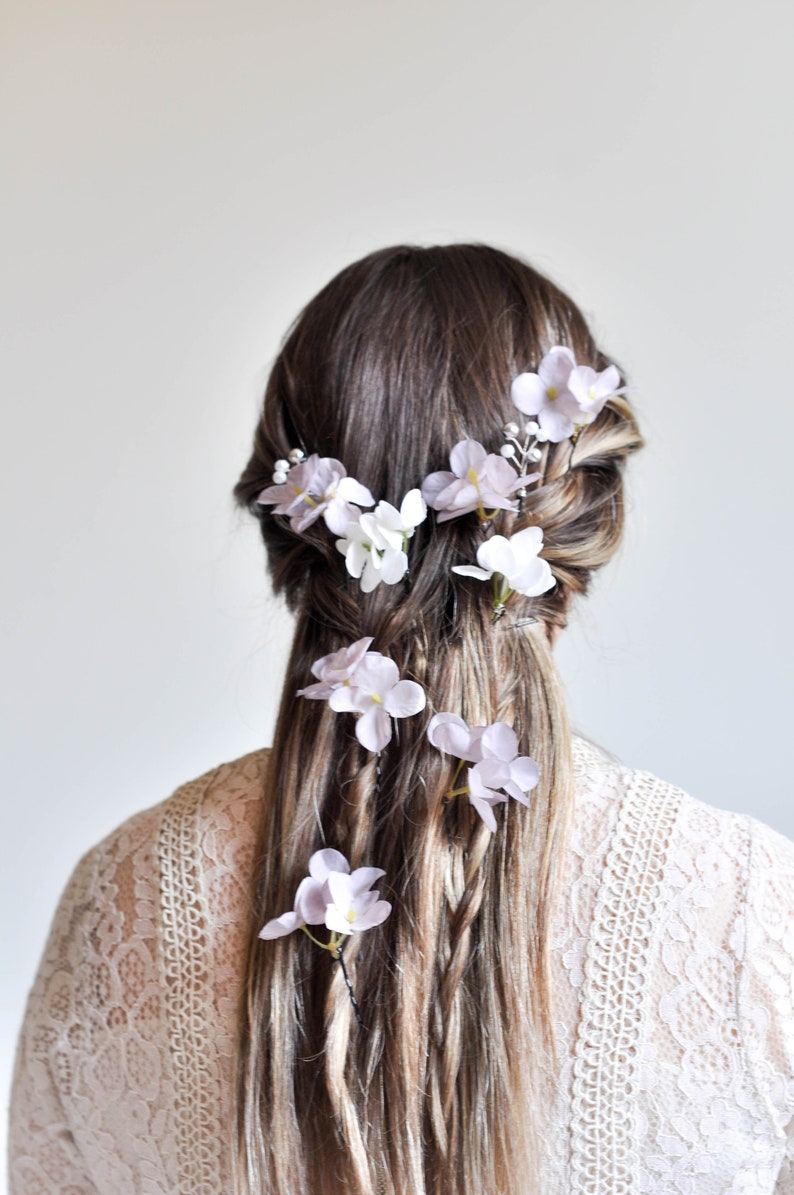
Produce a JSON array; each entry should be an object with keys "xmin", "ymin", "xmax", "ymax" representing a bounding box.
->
[{"xmin": 9, "ymin": 739, "xmax": 794, "ymax": 1194}]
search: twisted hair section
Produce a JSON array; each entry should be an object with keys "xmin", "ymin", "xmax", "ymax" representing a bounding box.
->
[{"xmin": 233, "ymin": 245, "xmax": 642, "ymax": 1193}]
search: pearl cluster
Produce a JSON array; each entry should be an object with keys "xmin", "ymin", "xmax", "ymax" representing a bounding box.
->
[
  {"xmin": 272, "ymin": 447, "xmax": 306, "ymax": 485},
  {"xmin": 500, "ymin": 420, "xmax": 548, "ymax": 498}
]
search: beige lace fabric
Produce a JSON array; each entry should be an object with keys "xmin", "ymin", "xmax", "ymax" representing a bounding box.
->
[{"xmin": 9, "ymin": 740, "xmax": 794, "ymax": 1193}]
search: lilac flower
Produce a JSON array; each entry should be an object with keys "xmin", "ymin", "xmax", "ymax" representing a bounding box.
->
[
  {"xmin": 335, "ymin": 489, "xmax": 427, "ymax": 592},
  {"xmin": 296, "ymin": 637, "xmax": 374, "ymax": 700},
  {"xmin": 567, "ymin": 363, "xmax": 625, "ymax": 420},
  {"xmin": 257, "ymin": 454, "xmax": 374, "ymax": 534},
  {"xmin": 421, "ymin": 440, "xmax": 537, "ymax": 523},
  {"xmin": 329, "ymin": 652, "xmax": 426, "ymax": 751},
  {"xmin": 510, "ymin": 347, "xmax": 583, "ymax": 443},
  {"xmin": 427, "ymin": 714, "xmax": 540, "ymax": 832},
  {"xmin": 259, "ymin": 848, "xmax": 391, "ymax": 941},
  {"xmin": 452, "ymin": 526, "xmax": 556, "ymax": 613}
]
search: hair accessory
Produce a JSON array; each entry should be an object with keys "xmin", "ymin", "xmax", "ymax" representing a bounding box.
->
[
  {"xmin": 452, "ymin": 526, "xmax": 556, "ymax": 620},
  {"xmin": 421, "ymin": 439, "xmax": 538, "ymax": 524},
  {"xmin": 510, "ymin": 347, "xmax": 625, "ymax": 444},
  {"xmin": 335, "ymin": 489, "xmax": 427, "ymax": 592},
  {"xmin": 299, "ymin": 639, "xmax": 427, "ymax": 751},
  {"xmin": 259, "ymin": 848, "xmax": 392, "ymax": 1029},
  {"xmin": 257, "ymin": 453, "xmax": 374, "ymax": 535},
  {"xmin": 427, "ymin": 713, "xmax": 540, "ymax": 832}
]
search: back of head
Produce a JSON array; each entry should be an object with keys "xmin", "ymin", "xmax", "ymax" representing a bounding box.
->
[{"xmin": 235, "ymin": 244, "xmax": 642, "ymax": 1194}]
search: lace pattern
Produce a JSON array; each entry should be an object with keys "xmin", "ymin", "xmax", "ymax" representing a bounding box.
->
[
  {"xmin": 569, "ymin": 766, "xmax": 683, "ymax": 1192},
  {"xmin": 158, "ymin": 776, "xmax": 224, "ymax": 1194},
  {"xmin": 10, "ymin": 742, "xmax": 794, "ymax": 1194}
]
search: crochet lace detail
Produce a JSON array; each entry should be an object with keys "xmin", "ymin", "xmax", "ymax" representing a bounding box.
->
[
  {"xmin": 158, "ymin": 777, "xmax": 223, "ymax": 1194},
  {"xmin": 569, "ymin": 767, "xmax": 682, "ymax": 1192}
]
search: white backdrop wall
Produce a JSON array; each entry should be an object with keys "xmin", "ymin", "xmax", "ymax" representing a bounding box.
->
[{"xmin": 3, "ymin": 0, "xmax": 793, "ymax": 1164}]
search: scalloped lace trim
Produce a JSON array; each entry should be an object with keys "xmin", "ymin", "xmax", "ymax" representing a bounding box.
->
[
  {"xmin": 569, "ymin": 768, "xmax": 683, "ymax": 1192},
  {"xmin": 159, "ymin": 776, "xmax": 224, "ymax": 1194}
]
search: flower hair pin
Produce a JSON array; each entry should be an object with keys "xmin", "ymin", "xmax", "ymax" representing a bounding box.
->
[
  {"xmin": 427, "ymin": 713, "xmax": 540, "ymax": 832},
  {"xmin": 452, "ymin": 526, "xmax": 556, "ymax": 621},
  {"xmin": 505, "ymin": 347, "xmax": 626, "ymax": 473},
  {"xmin": 421, "ymin": 439, "xmax": 538, "ymax": 525},
  {"xmin": 335, "ymin": 489, "xmax": 427, "ymax": 592},
  {"xmin": 298, "ymin": 637, "xmax": 427, "ymax": 752},
  {"xmin": 257, "ymin": 451, "xmax": 375, "ymax": 535},
  {"xmin": 260, "ymin": 848, "xmax": 392, "ymax": 1029}
]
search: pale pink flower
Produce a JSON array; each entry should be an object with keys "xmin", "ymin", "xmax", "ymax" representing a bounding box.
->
[
  {"xmin": 259, "ymin": 848, "xmax": 391, "ymax": 940},
  {"xmin": 427, "ymin": 714, "xmax": 540, "ymax": 832},
  {"xmin": 510, "ymin": 347, "xmax": 583, "ymax": 442},
  {"xmin": 257, "ymin": 454, "xmax": 374, "ymax": 534},
  {"xmin": 296, "ymin": 636, "xmax": 374, "ymax": 700},
  {"xmin": 567, "ymin": 363, "xmax": 625, "ymax": 420},
  {"xmin": 426, "ymin": 711, "xmax": 486, "ymax": 761},
  {"xmin": 329, "ymin": 653, "xmax": 426, "ymax": 751},
  {"xmin": 421, "ymin": 440, "xmax": 536, "ymax": 522}
]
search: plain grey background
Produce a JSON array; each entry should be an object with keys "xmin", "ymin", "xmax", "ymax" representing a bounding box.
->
[{"xmin": 4, "ymin": 0, "xmax": 793, "ymax": 1169}]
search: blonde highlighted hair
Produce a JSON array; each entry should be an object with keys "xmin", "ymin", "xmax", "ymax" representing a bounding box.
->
[{"xmin": 233, "ymin": 244, "xmax": 642, "ymax": 1194}]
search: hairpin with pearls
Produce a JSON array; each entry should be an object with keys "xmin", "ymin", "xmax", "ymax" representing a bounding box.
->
[{"xmin": 271, "ymin": 447, "xmax": 306, "ymax": 485}]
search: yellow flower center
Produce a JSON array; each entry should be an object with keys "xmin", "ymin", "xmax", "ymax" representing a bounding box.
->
[
  {"xmin": 371, "ymin": 692, "xmax": 382, "ymax": 704},
  {"xmin": 466, "ymin": 467, "xmax": 480, "ymax": 489},
  {"xmin": 547, "ymin": 385, "xmax": 558, "ymax": 401},
  {"xmin": 346, "ymin": 908, "xmax": 356, "ymax": 924}
]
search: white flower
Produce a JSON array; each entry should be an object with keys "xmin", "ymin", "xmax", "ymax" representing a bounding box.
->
[
  {"xmin": 510, "ymin": 347, "xmax": 583, "ymax": 443},
  {"xmin": 567, "ymin": 363, "xmax": 625, "ymax": 421},
  {"xmin": 324, "ymin": 870, "xmax": 393, "ymax": 936},
  {"xmin": 259, "ymin": 848, "xmax": 391, "ymax": 941},
  {"xmin": 335, "ymin": 489, "xmax": 427, "ymax": 591},
  {"xmin": 452, "ymin": 526, "xmax": 556, "ymax": 610},
  {"xmin": 329, "ymin": 652, "xmax": 426, "ymax": 751},
  {"xmin": 257, "ymin": 454, "xmax": 374, "ymax": 534},
  {"xmin": 421, "ymin": 440, "xmax": 537, "ymax": 522}
]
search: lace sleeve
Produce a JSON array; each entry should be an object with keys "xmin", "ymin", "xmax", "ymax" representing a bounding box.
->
[
  {"xmin": 8, "ymin": 846, "xmax": 102, "ymax": 1194},
  {"xmin": 742, "ymin": 818, "xmax": 794, "ymax": 1191}
]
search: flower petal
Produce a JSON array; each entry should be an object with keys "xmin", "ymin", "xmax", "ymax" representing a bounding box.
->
[
  {"xmin": 336, "ymin": 476, "xmax": 375, "ymax": 507},
  {"xmin": 451, "ymin": 564, "xmax": 493, "ymax": 580},
  {"xmin": 258, "ymin": 910, "xmax": 304, "ymax": 939},
  {"xmin": 480, "ymin": 722, "xmax": 519, "ymax": 761},
  {"xmin": 309, "ymin": 849, "xmax": 350, "ymax": 881},
  {"xmin": 400, "ymin": 488, "xmax": 427, "ymax": 528},
  {"xmin": 449, "ymin": 439, "xmax": 488, "ymax": 477},
  {"xmin": 380, "ymin": 548, "xmax": 408, "ymax": 585},
  {"xmin": 510, "ymin": 373, "xmax": 546, "ymax": 416},
  {"xmin": 348, "ymin": 866, "xmax": 386, "ymax": 896},
  {"xmin": 356, "ymin": 705, "xmax": 392, "ymax": 751},
  {"xmin": 384, "ymin": 679, "xmax": 426, "ymax": 718},
  {"xmin": 351, "ymin": 899, "xmax": 392, "ymax": 930}
]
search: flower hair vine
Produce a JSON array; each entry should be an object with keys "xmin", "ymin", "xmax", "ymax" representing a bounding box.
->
[{"xmin": 417, "ymin": 345, "xmax": 625, "ymax": 620}]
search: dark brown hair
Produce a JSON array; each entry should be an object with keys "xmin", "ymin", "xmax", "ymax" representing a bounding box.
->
[{"xmin": 234, "ymin": 244, "xmax": 642, "ymax": 1194}]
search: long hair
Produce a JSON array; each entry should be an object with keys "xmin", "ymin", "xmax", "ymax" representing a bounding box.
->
[{"xmin": 233, "ymin": 244, "xmax": 642, "ymax": 1194}]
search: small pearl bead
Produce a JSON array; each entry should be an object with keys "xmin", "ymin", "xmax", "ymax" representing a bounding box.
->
[
  {"xmin": 272, "ymin": 470, "xmax": 288, "ymax": 484},
  {"xmin": 500, "ymin": 443, "xmax": 516, "ymax": 458},
  {"xmin": 274, "ymin": 458, "xmax": 289, "ymax": 472},
  {"xmin": 502, "ymin": 421, "xmax": 519, "ymax": 437},
  {"xmin": 287, "ymin": 447, "xmax": 305, "ymax": 464},
  {"xmin": 524, "ymin": 420, "xmax": 539, "ymax": 435},
  {"xmin": 528, "ymin": 447, "xmax": 542, "ymax": 462}
]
